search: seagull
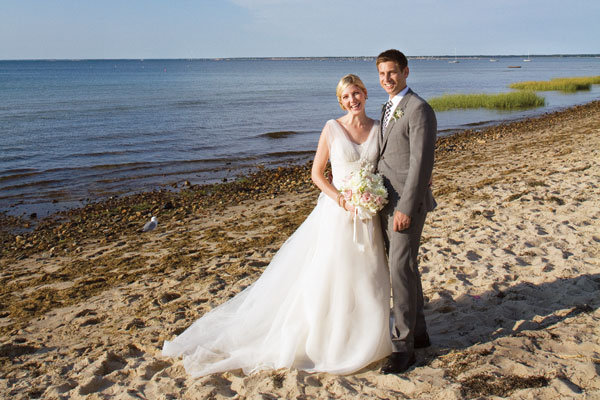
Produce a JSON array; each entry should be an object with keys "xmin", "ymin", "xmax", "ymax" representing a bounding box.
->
[{"xmin": 142, "ymin": 216, "xmax": 158, "ymax": 232}]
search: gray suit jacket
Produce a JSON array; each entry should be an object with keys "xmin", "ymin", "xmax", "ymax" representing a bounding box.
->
[{"xmin": 377, "ymin": 89, "xmax": 437, "ymax": 217}]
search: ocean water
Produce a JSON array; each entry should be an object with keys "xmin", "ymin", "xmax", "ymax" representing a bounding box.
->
[{"xmin": 1, "ymin": 56, "xmax": 599, "ymax": 216}]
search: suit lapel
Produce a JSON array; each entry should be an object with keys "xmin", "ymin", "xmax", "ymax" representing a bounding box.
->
[{"xmin": 380, "ymin": 89, "xmax": 413, "ymax": 157}]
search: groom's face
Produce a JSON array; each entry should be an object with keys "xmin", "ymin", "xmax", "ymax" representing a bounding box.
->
[{"xmin": 378, "ymin": 61, "xmax": 409, "ymax": 98}]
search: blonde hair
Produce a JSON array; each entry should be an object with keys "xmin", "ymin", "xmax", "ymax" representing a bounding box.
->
[{"xmin": 336, "ymin": 74, "xmax": 368, "ymax": 110}]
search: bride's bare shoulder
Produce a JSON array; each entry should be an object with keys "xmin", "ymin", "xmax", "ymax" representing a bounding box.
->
[{"xmin": 322, "ymin": 119, "xmax": 339, "ymax": 129}]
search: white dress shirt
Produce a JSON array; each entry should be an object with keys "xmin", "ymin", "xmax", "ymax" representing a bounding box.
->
[{"xmin": 388, "ymin": 86, "xmax": 410, "ymax": 115}]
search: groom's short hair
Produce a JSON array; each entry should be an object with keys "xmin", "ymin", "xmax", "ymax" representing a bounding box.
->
[{"xmin": 376, "ymin": 49, "xmax": 408, "ymax": 71}]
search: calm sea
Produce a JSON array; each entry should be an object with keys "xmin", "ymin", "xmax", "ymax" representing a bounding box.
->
[{"xmin": 1, "ymin": 56, "xmax": 599, "ymax": 216}]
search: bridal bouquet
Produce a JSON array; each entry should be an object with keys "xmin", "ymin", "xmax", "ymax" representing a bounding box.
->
[{"xmin": 339, "ymin": 162, "xmax": 388, "ymax": 219}]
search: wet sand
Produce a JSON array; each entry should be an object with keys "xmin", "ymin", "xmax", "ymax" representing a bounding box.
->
[{"xmin": 1, "ymin": 101, "xmax": 599, "ymax": 399}]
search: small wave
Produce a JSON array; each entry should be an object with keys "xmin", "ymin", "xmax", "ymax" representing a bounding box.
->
[
  {"xmin": 260, "ymin": 131, "xmax": 298, "ymax": 139},
  {"xmin": 95, "ymin": 167, "xmax": 225, "ymax": 184},
  {"xmin": 82, "ymin": 104, "xmax": 143, "ymax": 113},
  {"xmin": 69, "ymin": 150, "xmax": 130, "ymax": 158},
  {"xmin": 0, "ymin": 179, "xmax": 64, "ymax": 191},
  {"xmin": 4, "ymin": 111, "xmax": 64, "ymax": 121},
  {"xmin": 0, "ymin": 170, "xmax": 41, "ymax": 183},
  {"xmin": 464, "ymin": 119, "xmax": 496, "ymax": 127},
  {"xmin": 263, "ymin": 150, "xmax": 314, "ymax": 158},
  {"xmin": 437, "ymin": 128, "xmax": 459, "ymax": 134},
  {"xmin": 0, "ymin": 153, "xmax": 35, "ymax": 163},
  {"xmin": 174, "ymin": 100, "xmax": 209, "ymax": 107},
  {"xmin": 0, "ymin": 168, "xmax": 37, "ymax": 174},
  {"xmin": 0, "ymin": 188, "xmax": 73, "ymax": 201}
]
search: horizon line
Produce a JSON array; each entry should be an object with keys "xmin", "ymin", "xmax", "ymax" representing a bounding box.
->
[{"xmin": 2, "ymin": 53, "xmax": 600, "ymax": 62}]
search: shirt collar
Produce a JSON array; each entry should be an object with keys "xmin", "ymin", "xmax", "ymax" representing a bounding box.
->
[{"xmin": 389, "ymin": 86, "xmax": 410, "ymax": 107}]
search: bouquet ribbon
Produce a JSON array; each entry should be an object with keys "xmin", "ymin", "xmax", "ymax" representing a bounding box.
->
[{"xmin": 353, "ymin": 207, "xmax": 375, "ymax": 252}]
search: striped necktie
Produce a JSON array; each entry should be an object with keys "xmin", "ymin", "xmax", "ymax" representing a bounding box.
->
[{"xmin": 382, "ymin": 100, "xmax": 393, "ymax": 132}]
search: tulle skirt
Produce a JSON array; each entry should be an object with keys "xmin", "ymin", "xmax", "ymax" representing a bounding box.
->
[{"xmin": 162, "ymin": 193, "xmax": 392, "ymax": 377}]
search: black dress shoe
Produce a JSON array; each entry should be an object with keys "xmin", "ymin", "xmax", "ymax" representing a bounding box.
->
[
  {"xmin": 414, "ymin": 332, "xmax": 431, "ymax": 349},
  {"xmin": 380, "ymin": 352, "xmax": 416, "ymax": 374}
]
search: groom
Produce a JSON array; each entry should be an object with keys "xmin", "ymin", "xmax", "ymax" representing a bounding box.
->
[{"xmin": 376, "ymin": 49, "xmax": 437, "ymax": 374}]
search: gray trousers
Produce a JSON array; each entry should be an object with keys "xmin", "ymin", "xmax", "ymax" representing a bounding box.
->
[{"xmin": 380, "ymin": 205, "xmax": 428, "ymax": 354}]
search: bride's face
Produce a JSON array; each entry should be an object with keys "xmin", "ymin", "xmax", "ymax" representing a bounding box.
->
[{"xmin": 340, "ymin": 84, "xmax": 367, "ymax": 114}]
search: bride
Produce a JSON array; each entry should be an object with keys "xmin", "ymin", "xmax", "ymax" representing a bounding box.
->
[{"xmin": 162, "ymin": 74, "xmax": 393, "ymax": 377}]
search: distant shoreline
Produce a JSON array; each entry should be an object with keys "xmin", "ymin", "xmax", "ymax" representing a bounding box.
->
[{"xmin": 2, "ymin": 54, "xmax": 600, "ymax": 62}]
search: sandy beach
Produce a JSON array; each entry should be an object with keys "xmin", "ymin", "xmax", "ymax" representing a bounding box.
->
[{"xmin": 1, "ymin": 101, "xmax": 599, "ymax": 399}]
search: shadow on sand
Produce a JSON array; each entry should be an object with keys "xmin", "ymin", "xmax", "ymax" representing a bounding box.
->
[{"xmin": 415, "ymin": 272, "xmax": 600, "ymax": 397}]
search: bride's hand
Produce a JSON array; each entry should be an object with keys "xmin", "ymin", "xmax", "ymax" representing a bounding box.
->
[
  {"xmin": 343, "ymin": 201, "xmax": 355, "ymax": 213},
  {"xmin": 336, "ymin": 194, "xmax": 355, "ymax": 213}
]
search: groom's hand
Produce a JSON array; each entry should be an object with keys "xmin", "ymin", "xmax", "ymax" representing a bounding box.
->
[{"xmin": 393, "ymin": 211, "xmax": 411, "ymax": 232}]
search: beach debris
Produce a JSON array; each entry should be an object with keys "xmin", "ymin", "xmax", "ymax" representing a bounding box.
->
[{"xmin": 142, "ymin": 216, "xmax": 158, "ymax": 232}]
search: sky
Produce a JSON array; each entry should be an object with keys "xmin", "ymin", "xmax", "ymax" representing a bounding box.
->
[{"xmin": 1, "ymin": 0, "xmax": 599, "ymax": 60}]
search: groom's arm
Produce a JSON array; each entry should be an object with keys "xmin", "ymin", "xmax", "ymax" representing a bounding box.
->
[{"xmin": 396, "ymin": 101, "xmax": 437, "ymax": 219}]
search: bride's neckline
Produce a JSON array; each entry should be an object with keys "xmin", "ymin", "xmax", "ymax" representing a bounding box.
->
[{"xmin": 333, "ymin": 119, "xmax": 377, "ymax": 146}]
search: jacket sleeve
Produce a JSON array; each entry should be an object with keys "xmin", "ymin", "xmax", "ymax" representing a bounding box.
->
[{"xmin": 396, "ymin": 101, "xmax": 437, "ymax": 217}]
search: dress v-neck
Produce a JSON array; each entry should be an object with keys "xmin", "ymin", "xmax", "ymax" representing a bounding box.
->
[{"xmin": 333, "ymin": 119, "xmax": 377, "ymax": 146}]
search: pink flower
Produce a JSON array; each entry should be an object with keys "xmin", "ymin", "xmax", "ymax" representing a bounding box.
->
[
  {"xmin": 343, "ymin": 189, "xmax": 352, "ymax": 200},
  {"xmin": 361, "ymin": 192, "xmax": 371, "ymax": 203}
]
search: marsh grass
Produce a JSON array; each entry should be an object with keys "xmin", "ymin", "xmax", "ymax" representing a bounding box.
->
[
  {"xmin": 509, "ymin": 76, "xmax": 600, "ymax": 92},
  {"xmin": 429, "ymin": 92, "xmax": 545, "ymax": 111}
]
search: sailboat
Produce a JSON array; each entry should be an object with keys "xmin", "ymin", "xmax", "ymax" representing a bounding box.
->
[
  {"xmin": 523, "ymin": 52, "xmax": 531, "ymax": 62},
  {"xmin": 449, "ymin": 48, "xmax": 459, "ymax": 63}
]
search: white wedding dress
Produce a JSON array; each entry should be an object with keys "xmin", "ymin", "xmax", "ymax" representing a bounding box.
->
[{"xmin": 162, "ymin": 120, "xmax": 392, "ymax": 376}]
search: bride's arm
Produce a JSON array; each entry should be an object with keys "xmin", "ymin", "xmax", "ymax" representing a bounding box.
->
[{"xmin": 311, "ymin": 124, "xmax": 354, "ymax": 212}]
